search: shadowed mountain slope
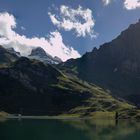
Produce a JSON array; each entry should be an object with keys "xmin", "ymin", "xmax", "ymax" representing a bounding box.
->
[
  {"xmin": 60, "ymin": 20, "xmax": 140, "ymax": 107},
  {"xmin": 0, "ymin": 46, "xmax": 137, "ymax": 118}
]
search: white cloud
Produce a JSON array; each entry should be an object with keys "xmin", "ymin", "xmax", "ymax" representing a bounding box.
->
[
  {"xmin": 103, "ymin": 0, "xmax": 140, "ymax": 10},
  {"xmin": 48, "ymin": 5, "xmax": 97, "ymax": 38},
  {"xmin": 0, "ymin": 12, "xmax": 81, "ymax": 61},
  {"xmin": 103, "ymin": 0, "xmax": 112, "ymax": 5},
  {"xmin": 124, "ymin": 0, "xmax": 140, "ymax": 10}
]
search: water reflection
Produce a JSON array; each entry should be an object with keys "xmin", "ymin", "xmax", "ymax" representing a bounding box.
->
[
  {"xmin": 63, "ymin": 119, "xmax": 140, "ymax": 140},
  {"xmin": 0, "ymin": 119, "xmax": 140, "ymax": 140}
]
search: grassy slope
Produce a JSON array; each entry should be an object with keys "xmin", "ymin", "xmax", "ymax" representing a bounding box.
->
[
  {"xmin": 51, "ymin": 72, "xmax": 140, "ymax": 119},
  {"xmin": 0, "ymin": 57, "xmax": 139, "ymax": 119}
]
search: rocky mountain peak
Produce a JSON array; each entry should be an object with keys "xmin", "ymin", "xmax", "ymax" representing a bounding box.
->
[{"xmin": 29, "ymin": 47, "xmax": 62, "ymax": 64}]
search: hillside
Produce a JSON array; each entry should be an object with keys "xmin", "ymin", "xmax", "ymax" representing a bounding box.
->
[
  {"xmin": 0, "ymin": 46, "xmax": 138, "ymax": 118},
  {"xmin": 60, "ymin": 20, "xmax": 140, "ymax": 107}
]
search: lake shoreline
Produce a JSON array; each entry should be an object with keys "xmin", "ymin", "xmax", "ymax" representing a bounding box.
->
[
  {"xmin": 1, "ymin": 115, "xmax": 139, "ymax": 121},
  {"xmin": 1, "ymin": 110, "xmax": 140, "ymax": 120}
]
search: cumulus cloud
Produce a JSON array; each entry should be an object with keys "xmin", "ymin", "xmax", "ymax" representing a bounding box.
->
[
  {"xmin": 102, "ymin": 0, "xmax": 112, "ymax": 5},
  {"xmin": 48, "ymin": 5, "xmax": 97, "ymax": 38},
  {"xmin": 103, "ymin": 0, "xmax": 140, "ymax": 10},
  {"xmin": 124, "ymin": 0, "xmax": 140, "ymax": 10},
  {"xmin": 0, "ymin": 12, "xmax": 80, "ymax": 61}
]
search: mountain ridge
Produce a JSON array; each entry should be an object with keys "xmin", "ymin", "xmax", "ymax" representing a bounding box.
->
[
  {"xmin": 60, "ymin": 19, "xmax": 140, "ymax": 107},
  {"xmin": 0, "ymin": 46, "xmax": 138, "ymax": 118},
  {"xmin": 29, "ymin": 47, "xmax": 62, "ymax": 64},
  {"xmin": 1, "ymin": 20, "xmax": 140, "ymax": 118},
  {"xmin": 0, "ymin": 45, "xmax": 18, "ymax": 66}
]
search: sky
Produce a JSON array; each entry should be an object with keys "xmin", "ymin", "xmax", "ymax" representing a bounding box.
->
[{"xmin": 0, "ymin": 0, "xmax": 140, "ymax": 61}]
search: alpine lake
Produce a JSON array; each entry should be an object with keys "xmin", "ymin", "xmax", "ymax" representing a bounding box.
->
[{"xmin": 0, "ymin": 118, "xmax": 140, "ymax": 140}]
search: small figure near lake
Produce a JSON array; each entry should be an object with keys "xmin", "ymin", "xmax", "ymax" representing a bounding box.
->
[
  {"xmin": 115, "ymin": 111, "xmax": 119, "ymax": 120},
  {"xmin": 115, "ymin": 111, "xmax": 119, "ymax": 126}
]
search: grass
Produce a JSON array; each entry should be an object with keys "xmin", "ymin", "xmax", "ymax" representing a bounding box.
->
[
  {"xmin": 49, "ymin": 72, "xmax": 138, "ymax": 119},
  {"xmin": 0, "ymin": 111, "xmax": 9, "ymax": 117},
  {"xmin": 0, "ymin": 57, "xmax": 140, "ymax": 119}
]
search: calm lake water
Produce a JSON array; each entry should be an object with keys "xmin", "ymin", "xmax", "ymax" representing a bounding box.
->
[{"xmin": 0, "ymin": 119, "xmax": 140, "ymax": 140}]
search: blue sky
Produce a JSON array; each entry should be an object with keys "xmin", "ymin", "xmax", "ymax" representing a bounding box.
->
[{"xmin": 0, "ymin": 0, "xmax": 140, "ymax": 61}]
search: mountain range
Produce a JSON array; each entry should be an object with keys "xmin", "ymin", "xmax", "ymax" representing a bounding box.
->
[
  {"xmin": 61, "ymin": 20, "xmax": 140, "ymax": 107},
  {"xmin": 1, "ymin": 20, "xmax": 140, "ymax": 118}
]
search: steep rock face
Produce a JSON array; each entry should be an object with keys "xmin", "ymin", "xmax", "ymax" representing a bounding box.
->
[
  {"xmin": 61, "ymin": 20, "xmax": 140, "ymax": 106},
  {"xmin": 7, "ymin": 48, "xmax": 20, "ymax": 57},
  {"xmin": 0, "ymin": 45, "xmax": 18, "ymax": 66},
  {"xmin": 29, "ymin": 47, "xmax": 62, "ymax": 64},
  {"xmin": 0, "ymin": 57, "xmax": 62, "ymax": 92}
]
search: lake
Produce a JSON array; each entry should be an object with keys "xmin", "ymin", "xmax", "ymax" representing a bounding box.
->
[{"xmin": 0, "ymin": 119, "xmax": 140, "ymax": 140}]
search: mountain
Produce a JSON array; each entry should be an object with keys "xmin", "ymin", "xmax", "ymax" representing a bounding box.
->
[
  {"xmin": 60, "ymin": 20, "xmax": 140, "ymax": 107},
  {"xmin": 0, "ymin": 45, "xmax": 18, "ymax": 66},
  {"xmin": 6, "ymin": 48, "xmax": 20, "ymax": 57},
  {"xmin": 29, "ymin": 47, "xmax": 62, "ymax": 64},
  {"xmin": 0, "ymin": 46, "xmax": 138, "ymax": 118}
]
